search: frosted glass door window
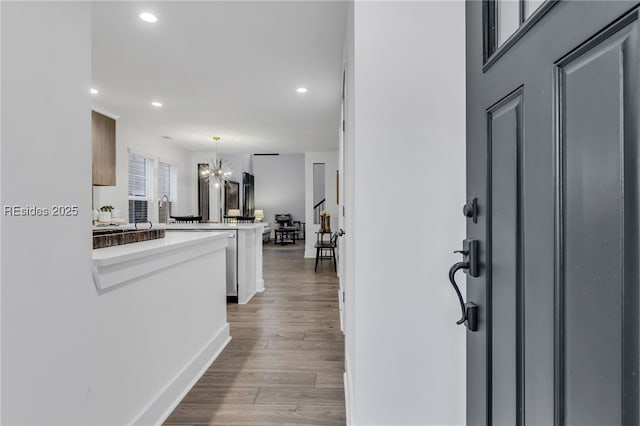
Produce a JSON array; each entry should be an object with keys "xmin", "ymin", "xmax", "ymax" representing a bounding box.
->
[
  {"xmin": 485, "ymin": 0, "xmax": 556, "ymax": 66},
  {"xmin": 498, "ymin": 0, "xmax": 520, "ymax": 46}
]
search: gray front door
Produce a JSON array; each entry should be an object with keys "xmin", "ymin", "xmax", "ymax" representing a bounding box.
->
[{"xmin": 465, "ymin": 1, "xmax": 640, "ymax": 424}]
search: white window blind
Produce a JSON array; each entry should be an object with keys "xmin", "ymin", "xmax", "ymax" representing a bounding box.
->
[
  {"xmin": 128, "ymin": 152, "xmax": 153, "ymax": 199},
  {"xmin": 158, "ymin": 162, "xmax": 178, "ymax": 202},
  {"xmin": 129, "ymin": 200, "xmax": 149, "ymax": 223}
]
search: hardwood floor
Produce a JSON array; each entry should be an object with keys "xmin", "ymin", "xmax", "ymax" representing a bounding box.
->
[{"xmin": 164, "ymin": 242, "xmax": 345, "ymax": 425}]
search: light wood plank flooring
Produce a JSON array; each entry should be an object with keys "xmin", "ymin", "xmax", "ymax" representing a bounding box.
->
[{"xmin": 164, "ymin": 242, "xmax": 345, "ymax": 426}]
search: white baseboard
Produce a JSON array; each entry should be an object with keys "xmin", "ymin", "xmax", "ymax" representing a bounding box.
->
[
  {"xmin": 256, "ymin": 279, "xmax": 265, "ymax": 292},
  {"xmin": 344, "ymin": 353, "xmax": 354, "ymax": 426},
  {"xmin": 133, "ymin": 323, "xmax": 231, "ymax": 425},
  {"xmin": 239, "ymin": 290, "xmax": 257, "ymax": 305},
  {"xmin": 304, "ymin": 249, "xmax": 315, "ymax": 258},
  {"xmin": 338, "ymin": 289, "xmax": 344, "ymax": 334}
]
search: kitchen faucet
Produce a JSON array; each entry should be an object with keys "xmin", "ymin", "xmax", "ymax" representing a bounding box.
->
[{"xmin": 158, "ymin": 193, "xmax": 170, "ymax": 223}]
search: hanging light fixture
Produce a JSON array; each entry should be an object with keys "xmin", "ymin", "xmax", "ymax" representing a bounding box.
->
[
  {"xmin": 200, "ymin": 136, "xmax": 233, "ymax": 223},
  {"xmin": 201, "ymin": 136, "xmax": 233, "ymax": 188}
]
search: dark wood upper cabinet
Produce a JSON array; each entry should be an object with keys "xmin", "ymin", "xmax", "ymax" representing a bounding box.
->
[{"xmin": 92, "ymin": 110, "xmax": 116, "ymax": 186}]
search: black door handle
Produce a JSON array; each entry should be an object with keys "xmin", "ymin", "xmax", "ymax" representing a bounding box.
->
[
  {"xmin": 448, "ymin": 261, "xmax": 477, "ymax": 331},
  {"xmin": 449, "ymin": 261, "xmax": 470, "ymax": 325}
]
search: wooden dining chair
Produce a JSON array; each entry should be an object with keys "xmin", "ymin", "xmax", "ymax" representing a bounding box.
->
[{"xmin": 314, "ymin": 232, "xmax": 338, "ymax": 272}]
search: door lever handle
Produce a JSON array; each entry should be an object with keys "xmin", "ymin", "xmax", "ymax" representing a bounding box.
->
[
  {"xmin": 448, "ymin": 261, "xmax": 478, "ymax": 331},
  {"xmin": 447, "ymin": 241, "xmax": 479, "ymax": 332},
  {"xmin": 449, "ymin": 261, "xmax": 470, "ymax": 325}
]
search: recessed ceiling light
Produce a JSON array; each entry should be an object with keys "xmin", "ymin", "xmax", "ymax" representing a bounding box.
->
[
  {"xmin": 151, "ymin": 101, "xmax": 162, "ymax": 107},
  {"xmin": 90, "ymin": 88, "xmax": 98, "ymax": 95},
  {"xmin": 296, "ymin": 87, "xmax": 308, "ymax": 93},
  {"xmin": 139, "ymin": 12, "xmax": 157, "ymax": 23}
]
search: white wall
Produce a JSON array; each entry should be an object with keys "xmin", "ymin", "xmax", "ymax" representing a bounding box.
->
[
  {"xmin": 1, "ymin": 3, "xmax": 96, "ymax": 424},
  {"xmin": 304, "ymin": 151, "xmax": 338, "ymax": 257},
  {"xmin": 222, "ymin": 153, "xmax": 252, "ymax": 179},
  {"xmin": 253, "ymin": 154, "xmax": 305, "ymax": 228},
  {"xmin": 343, "ymin": 3, "xmax": 356, "ymax": 422},
  {"xmin": 344, "ymin": 2, "xmax": 466, "ymax": 425},
  {"xmin": 93, "ymin": 122, "xmax": 193, "ymax": 222}
]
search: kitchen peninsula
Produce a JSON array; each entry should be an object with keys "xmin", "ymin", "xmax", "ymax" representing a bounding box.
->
[
  {"xmin": 165, "ymin": 222, "xmax": 266, "ymax": 304},
  {"xmin": 91, "ymin": 230, "xmax": 230, "ymax": 425}
]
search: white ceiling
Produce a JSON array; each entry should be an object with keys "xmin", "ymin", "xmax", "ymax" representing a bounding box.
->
[{"xmin": 91, "ymin": 1, "xmax": 347, "ymax": 155}]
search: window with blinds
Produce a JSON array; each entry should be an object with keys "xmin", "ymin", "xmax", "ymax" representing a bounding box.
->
[
  {"xmin": 129, "ymin": 200, "xmax": 149, "ymax": 223},
  {"xmin": 128, "ymin": 152, "xmax": 153, "ymax": 199},
  {"xmin": 128, "ymin": 152, "xmax": 153, "ymax": 222},
  {"xmin": 158, "ymin": 161, "xmax": 177, "ymax": 217}
]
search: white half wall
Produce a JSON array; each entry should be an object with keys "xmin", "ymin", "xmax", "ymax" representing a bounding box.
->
[
  {"xmin": 92, "ymin": 241, "xmax": 230, "ymax": 425},
  {"xmin": 345, "ymin": 1, "xmax": 466, "ymax": 425},
  {"xmin": 304, "ymin": 151, "xmax": 338, "ymax": 257},
  {"xmin": 1, "ymin": 3, "xmax": 96, "ymax": 424},
  {"xmin": 253, "ymin": 154, "xmax": 305, "ymax": 227},
  {"xmin": 93, "ymin": 121, "xmax": 193, "ymax": 222}
]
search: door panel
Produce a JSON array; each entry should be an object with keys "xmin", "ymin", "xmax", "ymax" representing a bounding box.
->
[
  {"xmin": 466, "ymin": 2, "xmax": 640, "ymax": 425},
  {"xmin": 488, "ymin": 90, "xmax": 523, "ymax": 426},
  {"xmin": 557, "ymin": 14, "xmax": 640, "ymax": 426}
]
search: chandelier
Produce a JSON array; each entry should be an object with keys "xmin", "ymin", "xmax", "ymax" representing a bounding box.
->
[{"xmin": 201, "ymin": 136, "xmax": 232, "ymax": 188}]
